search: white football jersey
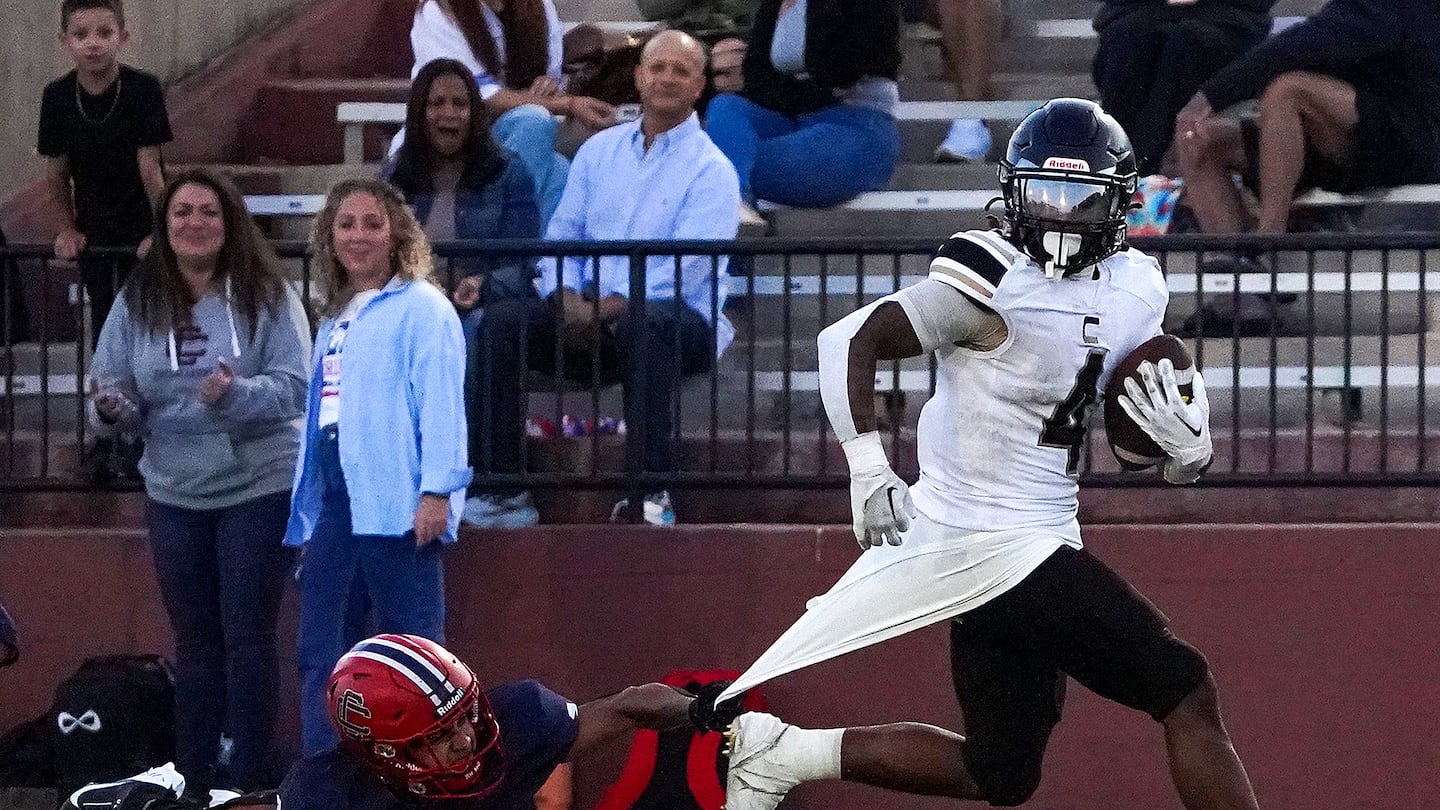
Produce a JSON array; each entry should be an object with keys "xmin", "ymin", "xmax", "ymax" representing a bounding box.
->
[{"xmin": 912, "ymin": 229, "xmax": 1167, "ymax": 533}]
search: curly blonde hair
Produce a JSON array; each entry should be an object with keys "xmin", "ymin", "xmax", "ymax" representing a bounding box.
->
[{"xmin": 310, "ymin": 177, "xmax": 436, "ymax": 318}]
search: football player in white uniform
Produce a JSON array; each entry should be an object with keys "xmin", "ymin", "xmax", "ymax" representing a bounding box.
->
[{"xmin": 707, "ymin": 99, "xmax": 1259, "ymax": 810}]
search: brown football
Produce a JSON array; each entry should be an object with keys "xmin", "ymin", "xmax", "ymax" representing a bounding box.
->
[{"xmin": 1103, "ymin": 334, "xmax": 1196, "ymax": 470}]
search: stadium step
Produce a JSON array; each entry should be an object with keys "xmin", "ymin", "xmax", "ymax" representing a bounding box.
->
[
  {"xmin": 900, "ymin": 71, "xmax": 1096, "ymax": 103},
  {"xmin": 0, "ymin": 340, "xmax": 86, "ymax": 434},
  {"xmin": 887, "ymin": 162, "xmax": 1000, "ymax": 191},
  {"xmin": 0, "ymin": 430, "xmax": 85, "ymax": 482},
  {"xmin": 173, "ymin": 162, "xmax": 377, "ymax": 197},
  {"xmin": 239, "ymin": 78, "xmax": 408, "ymax": 165},
  {"xmin": 902, "ymin": 25, "xmax": 1098, "ymax": 78}
]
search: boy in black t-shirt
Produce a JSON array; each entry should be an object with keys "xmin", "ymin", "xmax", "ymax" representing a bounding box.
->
[{"xmin": 38, "ymin": 0, "xmax": 171, "ymax": 346}]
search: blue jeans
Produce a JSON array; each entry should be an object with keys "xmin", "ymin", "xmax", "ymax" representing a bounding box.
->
[
  {"xmin": 493, "ymin": 104, "xmax": 570, "ymax": 226},
  {"xmin": 704, "ymin": 94, "xmax": 899, "ymax": 207},
  {"xmin": 147, "ymin": 490, "xmax": 292, "ymax": 791},
  {"xmin": 295, "ymin": 426, "xmax": 446, "ymax": 754}
]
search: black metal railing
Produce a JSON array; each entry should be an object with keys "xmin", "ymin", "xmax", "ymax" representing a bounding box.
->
[{"xmin": 4, "ymin": 232, "xmax": 1440, "ymax": 492}]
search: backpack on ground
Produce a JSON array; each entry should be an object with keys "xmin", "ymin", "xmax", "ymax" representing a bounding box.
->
[{"xmin": 50, "ymin": 654, "xmax": 176, "ymax": 798}]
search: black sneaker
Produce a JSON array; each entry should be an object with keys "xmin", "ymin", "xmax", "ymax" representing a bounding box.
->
[
  {"xmin": 114, "ymin": 434, "xmax": 144, "ymax": 481},
  {"xmin": 1179, "ymin": 294, "xmax": 1292, "ymax": 338},
  {"xmin": 80, "ymin": 437, "xmax": 117, "ymax": 485}
]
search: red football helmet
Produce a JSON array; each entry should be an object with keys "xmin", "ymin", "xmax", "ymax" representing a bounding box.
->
[{"xmin": 327, "ymin": 634, "xmax": 505, "ymax": 799}]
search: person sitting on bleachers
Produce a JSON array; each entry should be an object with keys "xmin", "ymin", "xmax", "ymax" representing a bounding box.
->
[
  {"xmin": 1093, "ymin": 0, "xmax": 1273, "ymax": 177},
  {"xmin": 631, "ymin": 1, "xmax": 750, "ymax": 111},
  {"xmin": 406, "ymin": 0, "xmax": 618, "ymax": 224},
  {"xmin": 1176, "ymin": 0, "xmax": 1440, "ymax": 238},
  {"xmin": 467, "ymin": 31, "xmax": 739, "ymax": 528},
  {"xmin": 1172, "ymin": 0, "xmax": 1440, "ymax": 334},
  {"xmin": 383, "ymin": 58, "xmax": 541, "ymax": 344},
  {"xmin": 704, "ymin": 0, "xmax": 901, "ymax": 209},
  {"xmin": 915, "ymin": 0, "xmax": 1004, "ymax": 164}
]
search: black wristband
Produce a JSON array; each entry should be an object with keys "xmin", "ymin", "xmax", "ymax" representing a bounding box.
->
[{"xmin": 687, "ymin": 679, "xmax": 743, "ymax": 732}]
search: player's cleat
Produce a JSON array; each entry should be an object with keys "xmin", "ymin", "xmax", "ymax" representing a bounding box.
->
[
  {"xmin": 723, "ymin": 713, "xmax": 804, "ymax": 810},
  {"xmin": 63, "ymin": 763, "xmax": 187, "ymax": 810}
]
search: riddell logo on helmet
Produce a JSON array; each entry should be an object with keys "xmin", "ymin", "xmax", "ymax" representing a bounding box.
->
[
  {"xmin": 1043, "ymin": 157, "xmax": 1090, "ymax": 171},
  {"xmin": 435, "ymin": 687, "xmax": 465, "ymax": 718}
]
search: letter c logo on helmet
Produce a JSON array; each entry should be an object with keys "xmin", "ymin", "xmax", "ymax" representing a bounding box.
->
[{"xmin": 335, "ymin": 689, "xmax": 373, "ymax": 739}]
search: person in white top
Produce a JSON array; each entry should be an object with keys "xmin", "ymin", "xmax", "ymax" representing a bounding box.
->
[
  {"xmin": 702, "ymin": 100, "xmax": 1260, "ymax": 810},
  {"xmin": 405, "ymin": 0, "xmax": 618, "ymax": 223}
]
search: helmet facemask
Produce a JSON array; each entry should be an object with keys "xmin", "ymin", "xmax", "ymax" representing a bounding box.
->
[
  {"xmin": 1001, "ymin": 163, "xmax": 1135, "ymax": 279},
  {"xmin": 365, "ymin": 690, "xmax": 506, "ymax": 799}
]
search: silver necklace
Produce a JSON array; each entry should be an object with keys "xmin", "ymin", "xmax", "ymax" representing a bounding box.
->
[{"xmin": 74, "ymin": 72, "xmax": 123, "ymax": 124}]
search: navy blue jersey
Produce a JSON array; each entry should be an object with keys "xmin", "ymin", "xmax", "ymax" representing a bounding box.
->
[{"xmin": 280, "ymin": 680, "xmax": 580, "ymax": 810}]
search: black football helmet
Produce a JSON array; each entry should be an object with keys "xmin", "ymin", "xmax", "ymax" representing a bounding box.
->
[{"xmin": 998, "ymin": 98, "xmax": 1138, "ymax": 278}]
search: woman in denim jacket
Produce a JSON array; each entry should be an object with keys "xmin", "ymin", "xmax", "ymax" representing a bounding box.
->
[{"xmin": 385, "ymin": 58, "xmax": 542, "ymax": 342}]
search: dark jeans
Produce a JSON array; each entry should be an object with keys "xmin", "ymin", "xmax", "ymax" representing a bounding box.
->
[
  {"xmin": 146, "ymin": 490, "xmax": 293, "ymax": 792},
  {"xmin": 296, "ymin": 426, "xmax": 446, "ymax": 754},
  {"xmin": 469, "ymin": 295, "xmax": 714, "ymax": 487},
  {"xmin": 80, "ymin": 252, "xmax": 138, "ymax": 349},
  {"xmin": 1092, "ymin": 5, "xmax": 1268, "ymax": 175}
]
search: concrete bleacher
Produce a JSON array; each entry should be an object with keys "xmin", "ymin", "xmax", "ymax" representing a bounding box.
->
[
  {"xmin": 10, "ymin": 0, "xmax": 1440, "ymax": 484},
  {"xmin": 228, "ymin": 0, "xmax": 1411, "ymax": 240},
  {"xmin": 226, "ymin": 0, "xmax": 1440, "ymax": 439}
]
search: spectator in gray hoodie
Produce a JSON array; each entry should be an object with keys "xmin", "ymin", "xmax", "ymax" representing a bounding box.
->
[{"xmin": 89, "ymin": 168, "xmax": 311, "ymax": 796}]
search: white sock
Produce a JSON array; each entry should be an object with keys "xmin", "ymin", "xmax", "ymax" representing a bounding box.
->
[{"xmin": 773, "ymin": 726, "xmax": 844, "ymax": 782}]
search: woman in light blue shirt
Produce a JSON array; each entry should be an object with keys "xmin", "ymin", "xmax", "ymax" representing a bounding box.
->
[{"xmin": 285, "ymin": 178, "xmax": 471, "ymax": 754}]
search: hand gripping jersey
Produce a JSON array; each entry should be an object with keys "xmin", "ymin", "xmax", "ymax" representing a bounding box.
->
[
  {"xmin": 280, "ymin": 680, "xmax": 579, "ymax": 810},
  {"xmin": 914, "ymin": 229, "xmax": 1167, "ymax": 533}
]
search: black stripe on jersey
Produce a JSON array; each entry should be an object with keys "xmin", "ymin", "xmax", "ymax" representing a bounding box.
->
[{"xmin": 932, "ymin": 233, "xmax": 1011, "ymax": 290}]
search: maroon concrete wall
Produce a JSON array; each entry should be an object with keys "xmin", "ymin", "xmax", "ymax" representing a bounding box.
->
[{"xmin": 1, "ymin": 522, "xmax": 1436, "ymax": 809}]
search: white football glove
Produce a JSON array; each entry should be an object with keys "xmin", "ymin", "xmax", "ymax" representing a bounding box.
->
[
  {"xmin": 1117, "ymin": 358, "xmax": 1212, "ymax": 484},
  {"xmin": 840, "ymin": 431, "xmax": 916, "ymax": 549}
]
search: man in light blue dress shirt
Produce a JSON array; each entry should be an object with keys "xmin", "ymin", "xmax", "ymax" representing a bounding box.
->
[{"xmin": 467, "ymin": 30, "xmax": 741, "ymax": 527}]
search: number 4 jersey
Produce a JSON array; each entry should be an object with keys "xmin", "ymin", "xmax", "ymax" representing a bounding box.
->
[{"xmin": 913, "ymin": 229, "xmax": 1167, "ymax": 536}]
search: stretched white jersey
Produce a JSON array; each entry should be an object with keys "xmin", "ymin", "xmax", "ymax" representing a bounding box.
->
[
  {"xmin": 716, "ymin": 232, "xmax": 1170, "ymax": 703},
  {"xmin": 913, "ymin": 229, "xmax": 1167, "ymax": 533}
]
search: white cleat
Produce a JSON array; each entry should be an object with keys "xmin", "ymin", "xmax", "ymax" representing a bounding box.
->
[{"xmin": 724, "ymin": 712, "xmax": 804, "ymax": 810}]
